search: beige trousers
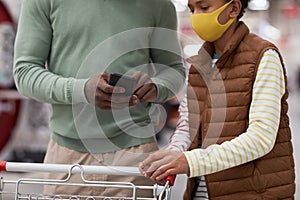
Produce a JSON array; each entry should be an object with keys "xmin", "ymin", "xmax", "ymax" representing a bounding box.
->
[{"xmin": 43, "ymin": 139, "xmax": 158, "ymax": 198}]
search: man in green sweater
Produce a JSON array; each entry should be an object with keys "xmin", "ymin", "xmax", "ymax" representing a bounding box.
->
[{"xmin": 13, "ymin": 0, "xmax": 185, "ymax": 198}]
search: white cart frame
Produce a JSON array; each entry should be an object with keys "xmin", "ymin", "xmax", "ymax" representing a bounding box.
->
[{"xmin": 0, "ymin": 161, "xmax": 175, "ymax": 200}]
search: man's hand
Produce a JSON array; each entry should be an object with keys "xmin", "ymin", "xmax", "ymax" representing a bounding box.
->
[
  {"xmin": 133, "ymin": 72, "xmax": 157, "ymax": 103},
  {"xmin": 139, "ymin": 150, "xmax": 190, "ymax": 183},
  {"xmin": 84, "ymin": 72, "xmax": 137, "ymax": 109}
]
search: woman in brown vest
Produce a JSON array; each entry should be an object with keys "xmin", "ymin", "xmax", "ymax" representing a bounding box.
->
[{"xmin": 140, "ymin": 0, "xmax": 295, "ymax": 199}]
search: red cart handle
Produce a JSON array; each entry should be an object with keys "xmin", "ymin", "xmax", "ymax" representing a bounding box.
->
[
  {"xmin": 166, "ymin": 175, "xmax": 176, "ymax": 186},
  {"xmin": 0, "ymin": 160, "xmax": 7, "ymax": 171}
]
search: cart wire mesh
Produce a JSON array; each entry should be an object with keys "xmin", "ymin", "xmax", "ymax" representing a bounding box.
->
[{"xmin": 0, "ymin": 161, "xmax": 175, "ymax": 200}]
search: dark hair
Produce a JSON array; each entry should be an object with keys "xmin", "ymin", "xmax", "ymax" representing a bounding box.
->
[
  {"xmin": 239, "ymin": 0, "xmax": 250, "ymax": 18},
  {"xmin": 227, "ymin": 0, "xmax": 250, "ymax": 19}
]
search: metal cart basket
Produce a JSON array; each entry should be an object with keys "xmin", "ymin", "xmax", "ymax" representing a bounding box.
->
[{"xmin": 0, "ymin": 161, "xmax": 175, "ymax": 200}]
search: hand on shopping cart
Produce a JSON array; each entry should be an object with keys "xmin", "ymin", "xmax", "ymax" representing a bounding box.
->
[{"xmin": 139, "ymin": 150, "xmax": 190, "ymax": 184}]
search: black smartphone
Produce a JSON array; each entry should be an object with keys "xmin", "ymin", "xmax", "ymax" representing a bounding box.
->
[{"xmin": 108, "ymin": 73, "xmax": 136, "ymax": 95}]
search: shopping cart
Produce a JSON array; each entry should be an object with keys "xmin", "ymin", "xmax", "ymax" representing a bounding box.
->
[{"xmin": 0, "ymin": 161, "xmax": 176, "ymax": 200}]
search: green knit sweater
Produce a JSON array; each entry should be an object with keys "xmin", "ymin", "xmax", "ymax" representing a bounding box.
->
[{"xmin": 13, "ymin": 0, "xmax": 185, "ymax": 153}]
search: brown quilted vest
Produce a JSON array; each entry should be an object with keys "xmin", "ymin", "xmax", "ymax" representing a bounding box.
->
[{"xmin": 185, "ymin": 22, "xmax": 295, "ymax": 200}]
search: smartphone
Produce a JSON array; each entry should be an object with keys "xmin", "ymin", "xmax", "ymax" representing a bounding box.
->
[{"xmin": 108, "ymin": 73, "xmax": 136, "ymax": 95}]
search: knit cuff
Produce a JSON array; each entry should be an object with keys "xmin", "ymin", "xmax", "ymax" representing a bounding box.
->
[{"xmin": 72, "ymin": 78, "xmax": 89, "ymax": 104}]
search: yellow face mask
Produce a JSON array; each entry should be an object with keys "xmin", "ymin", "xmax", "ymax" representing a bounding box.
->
[{"xmin": 190, "ymin": 0, "xmax": 236, "ymax": 42}]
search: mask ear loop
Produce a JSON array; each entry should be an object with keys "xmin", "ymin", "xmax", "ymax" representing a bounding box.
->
[
  {"xmin": 217, "ymin": 0, "xmax": 235, "ymax": 26},
  {"xmin": 227, "ymin": 0, "xmax": 242, "ymax": 20}
]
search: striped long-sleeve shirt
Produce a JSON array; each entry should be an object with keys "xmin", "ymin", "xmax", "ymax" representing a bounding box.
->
[{"xmin": 167, "ymin": 49, "xmax": 285, "ymax": 199}]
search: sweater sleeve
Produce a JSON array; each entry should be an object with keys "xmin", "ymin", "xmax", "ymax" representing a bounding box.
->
[
  {"xmin": 150, "ymin": 0, "xmax": 186, "ymax": 102},
  {"xmin": 184, "ymin": 49, "xmax": 285, "ymax": 177},
  {"xmin": 13, "ymin": 0, "xmax": 88, "ymax": 104}
]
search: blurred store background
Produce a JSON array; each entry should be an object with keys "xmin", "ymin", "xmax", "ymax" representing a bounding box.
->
[{"xmin": 0, "ymin": 0, "xmax": 299, "ymax": 199}]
